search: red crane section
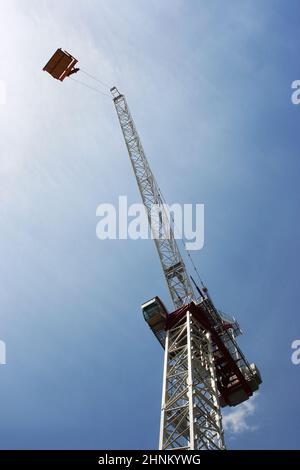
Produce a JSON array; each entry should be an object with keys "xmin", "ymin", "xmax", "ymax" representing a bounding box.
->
[{"xmin": 142, "ymin": 296, "xmax": 262, "ymax": 408}]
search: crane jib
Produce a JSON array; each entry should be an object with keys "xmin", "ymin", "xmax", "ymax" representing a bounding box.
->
[{"xmin": 110, "ymin": 87, "xmax": 194, "ymax": 309}]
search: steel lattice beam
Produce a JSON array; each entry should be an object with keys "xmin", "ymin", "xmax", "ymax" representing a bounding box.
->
[{"xmin": 111, "ymin": 88, "xmax": 194, "ymax": 309}]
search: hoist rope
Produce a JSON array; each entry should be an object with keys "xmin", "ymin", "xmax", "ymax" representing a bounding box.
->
[
  {"xmin": 80, "ymin": 69, "xmax": 111, "ymax": 90},
  {"xmin": 158, "ymin": 188, "xmax": 205, "ymax": 288},
  {"xmin": 69, "ymin": 77, "xmax": 110, "ymax": 97}
]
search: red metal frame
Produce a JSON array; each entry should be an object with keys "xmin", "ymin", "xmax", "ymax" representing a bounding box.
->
[{"xmin": 166, "ymin": 302, "xmax": 253, "ymax": 406}]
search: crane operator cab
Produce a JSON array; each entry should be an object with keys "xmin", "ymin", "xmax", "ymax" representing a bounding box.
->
[{"xmin": 141, "ymin": 297, "xmax": 168, "ymax": 348}]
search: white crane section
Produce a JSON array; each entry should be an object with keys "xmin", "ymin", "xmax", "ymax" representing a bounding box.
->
[
  {"xmin": 111, "ymin": 87, "xmax": 194, "ymax": 309},
  {"xmin": 111, "ymin": 87, "xmax": 226, "ymax": 450}
]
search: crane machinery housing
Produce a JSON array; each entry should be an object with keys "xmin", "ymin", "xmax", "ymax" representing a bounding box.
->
[{"xmin": 43, "ymin": 50, "xmax": 262, "ymax": 451}]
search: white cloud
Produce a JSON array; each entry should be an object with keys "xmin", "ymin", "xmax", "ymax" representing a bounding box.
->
[{"xmin": 223, "ymin": 395, "xmax": 258, "ymax": 434}]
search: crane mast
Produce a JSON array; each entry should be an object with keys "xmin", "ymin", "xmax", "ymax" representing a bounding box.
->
[{"xmin": 110, "ymin": 87, "xmax": 194, "ymax": 309}]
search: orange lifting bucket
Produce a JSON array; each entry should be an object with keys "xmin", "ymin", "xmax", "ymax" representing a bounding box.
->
[{"xmin": 43, "ymin": 48, "xmax": 79, "ymax": 81}]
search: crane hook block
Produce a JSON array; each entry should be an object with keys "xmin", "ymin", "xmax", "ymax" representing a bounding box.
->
[{"xmin": 43, "ymin": 48, "xmax": 79, "ymax": 81}]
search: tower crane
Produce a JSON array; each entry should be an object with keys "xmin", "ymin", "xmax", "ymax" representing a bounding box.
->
[
  {"xmin": 110, "ymin": 86, "xmax": 261, "ymax": 451},
  {"xmin": 43, "ymin": 49, "xmax": 262, "ymax": 451}
]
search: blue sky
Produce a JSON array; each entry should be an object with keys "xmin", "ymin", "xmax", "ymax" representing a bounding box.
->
[{"xmin": 0, "ymin": 0, "xmax": 299, "ymax": 449}]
